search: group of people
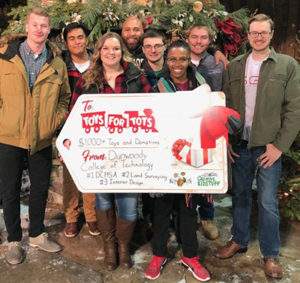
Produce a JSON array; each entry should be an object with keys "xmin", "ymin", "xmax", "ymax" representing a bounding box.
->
[{"xmin": 0, "ymin": 6, "xmax": 299, "ymax": 282}]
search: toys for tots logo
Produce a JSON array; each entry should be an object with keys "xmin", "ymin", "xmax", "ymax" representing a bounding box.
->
[{"xmin": 81, "ymin": 100, "xmax": 158, "ymax": 134}]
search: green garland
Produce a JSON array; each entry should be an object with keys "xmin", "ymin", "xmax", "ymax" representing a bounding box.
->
[
  {"xmin": 2, "ymin": 0, "xmax": 84, "ymax": 35},
  {"xmin": 279, "ymin": 134, "xmax": 300, "ymax": 221},
  {"xmin": 2, "ymin": 0, "xmax": 248, "ymax": 56},
  {"xmin": 1, "ymin": 0, "xmax": 299, "ymax": 222}
]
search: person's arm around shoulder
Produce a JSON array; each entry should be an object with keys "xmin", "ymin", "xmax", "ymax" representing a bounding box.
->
[
  {"xmin": 214, "ymin": 50, "xmax": 229, "ymax": 70},
  {"xmin": 207, "ymin": 46, "xmax": 229, "ymax": 69}
]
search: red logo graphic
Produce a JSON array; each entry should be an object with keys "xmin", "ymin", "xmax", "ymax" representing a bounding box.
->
[
  {"xmin": 81, "ymin": 111, "xmax": 105, "ymax": 133},
  {"xmin": 81, "ymin": 100, "xmax": 158, "ymax": 134},
  {"xmin": 245, "ymin": 75, "xmax": 259, "ymax": 85}
]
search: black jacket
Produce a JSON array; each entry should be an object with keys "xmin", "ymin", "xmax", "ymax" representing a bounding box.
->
[
  {"xmin": 84, "ymin": 62, "xmax": 145, "ymax": 94},
  {"xmin": 62, "ymin": 48, "xmax": 93, "ymax": 94}
]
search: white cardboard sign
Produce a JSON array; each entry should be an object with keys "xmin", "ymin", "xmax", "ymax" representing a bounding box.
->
[{"xmin": 56, "ymin": 87, "xmax": 228, "ymax": 193}]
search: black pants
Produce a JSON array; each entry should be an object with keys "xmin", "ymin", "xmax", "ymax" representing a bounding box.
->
[
  {"xmin": 142, "ymin": 193, "xmax": 155, "ymax": 223},
  {"xmin": 198, "ymin": 194, "xmax": 214, "ymax": 220},
  {"xmin": 0, "ymin": 143, "xmax": 52, "ymax": 242},
  {"xmin": 151, "ymin": 194, "xmax": 199, "ymax": 258}
]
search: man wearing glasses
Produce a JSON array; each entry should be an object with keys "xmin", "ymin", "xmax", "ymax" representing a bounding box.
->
[
  {"xmin": 214, "ymin": 14, "xmax": 300, "ymax": 279},
  {"xmin": 141, "ymin": 29, "xmax": 167, "ymax": 86},
  {"xmin": 121, "ymin": 16, "xmax": 229, "ymax": 70}
]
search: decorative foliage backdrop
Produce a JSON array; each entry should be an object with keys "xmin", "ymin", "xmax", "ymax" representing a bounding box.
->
[
  {"xmin": 2, "ymin": 0, "xmax": 299, "ymax": 221},
  {"xmin": 2, "ymin": 0, "xmax": 250, "ymax": 59}
]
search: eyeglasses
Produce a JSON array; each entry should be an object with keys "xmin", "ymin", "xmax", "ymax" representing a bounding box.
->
[
  {"xmin": 248, "ymin": 31, "xmax": 272, "ymax": 38},
  {"xmin": 167, "ymin": 57, "xmax": 190, "ymax": 63},
  {"xmin": 143, "ymin": 44, "xmax": 164, "ymax": 51}
]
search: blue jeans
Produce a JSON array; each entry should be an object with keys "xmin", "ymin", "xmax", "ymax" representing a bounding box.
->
[
  {"xmin": 95, "ymin": 193, "xmax": 138, "ymax": 222},
  {"xmin": 231, "ymin": 141, "xmax": 281, "ymax": 258}
]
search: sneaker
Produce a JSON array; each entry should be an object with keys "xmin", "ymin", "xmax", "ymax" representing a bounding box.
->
[
  {"xmin": 181, "ymin": 256, "xmax": 210, "ymax": 281},
  {"xmin": 6, "ymin": 241, "xmax": 24, "ymax": 265},
  {"xmin": 145, "ymin": 255, "xmax": 167, "ymax": 280},
  {"xmin": 87, "ymin": 221, "xmax": 101, "ymax": 236},
  {"xmin": 201, "ymin": 220, "xmax": 218, "ymax": 240},
  {"xmin": 29, "ymin": 232, "xmax": 62, "ymax": 253}
]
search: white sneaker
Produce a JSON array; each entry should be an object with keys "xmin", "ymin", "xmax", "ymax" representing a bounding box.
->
[
  {"xmin": 29, "ymin": 232, "xmax": 62, "ymax": 253},
  {"xmin": 6, "ymin": 241, "xmax": 24, "ymax": 264}
]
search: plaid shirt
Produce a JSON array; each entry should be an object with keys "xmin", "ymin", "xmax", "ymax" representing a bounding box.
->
[
  {"xmin": 70, "ymin": 62, "xmax": 151, "ymax": 112},
  {"xmin": 19, "ymin": 40, "xmax": 47, "ymax": 91}
]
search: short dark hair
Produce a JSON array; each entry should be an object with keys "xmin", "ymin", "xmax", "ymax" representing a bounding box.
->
[
  {"xmin": 167, "ymin": 40, "xmax": 191, "ymax": 55},
  {"xmin": 141, "ymin": 28, "xmax": 166, "ymax": 46},
  {"xmin": 248, "ymin": 14, "xmax": 274, "ymax": 31},
  {"xmin": 63, "ymin": 22, "xmax": 88, "ymax": 42}
]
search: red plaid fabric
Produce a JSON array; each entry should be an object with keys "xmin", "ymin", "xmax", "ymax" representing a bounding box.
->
[
  {"xmin": 70, "ymin": 64, "xmax": 151, "ymax": 112},
  {"xmin": 70, "ymin": 78, "xmax": 85, "ymax": 113}
]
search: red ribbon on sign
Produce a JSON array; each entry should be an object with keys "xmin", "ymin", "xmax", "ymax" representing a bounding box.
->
[
  {"xmin": 193, "ymin": 106, "xmax": 241, "ymax": 149},
  {"xmin": 203, "ymin": 148, "xmax": 208, "ymax": 164}
]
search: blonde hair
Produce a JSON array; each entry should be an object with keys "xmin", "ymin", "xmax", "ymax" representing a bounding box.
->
[
  {"xmin": 248, "ymin": 14, "xmax": 274, "ymax": 31},
  {"xmin": 26, "ymin": 7, "xmax": 50, "ymax": 25},
  {"xmin": 83, "ymin": 32, "xmax": 133, "ymax": 89}
]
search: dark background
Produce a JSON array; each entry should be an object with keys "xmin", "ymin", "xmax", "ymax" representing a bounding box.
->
[{"xmin": 220, "ymin": 0, "xmax": 300, "ymax": 60}]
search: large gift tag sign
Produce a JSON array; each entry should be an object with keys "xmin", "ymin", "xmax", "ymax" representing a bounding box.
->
[{"xmin": 56, "ymin": 87, "xmax": 228, "ymax": 193}]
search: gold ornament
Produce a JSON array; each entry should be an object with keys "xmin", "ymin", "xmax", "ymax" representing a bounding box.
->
[
  {"xmin": 193, "ymin": 1, "xmax": 203, "ymax": 13},
  {"xmin": 136, "ymin": 0, "xmax": 148, "ymax": 6}
]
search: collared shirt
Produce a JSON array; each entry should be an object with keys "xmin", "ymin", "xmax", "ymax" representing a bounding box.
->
[
  {"xmin": 191, "ymin": 51, "xmax": 225, "ymax": 91},
  {"xmin": 19, "ymin": 40, "xmax": 48, "ymax": 91}
]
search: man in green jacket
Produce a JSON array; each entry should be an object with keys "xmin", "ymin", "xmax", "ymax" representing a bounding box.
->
[
  {"xmin": 214, "ymin": 14, "xmax": 300, "ymax": 279},
  {"xmin": 0, "ymin": 7, "xmax": 70, "ymax": 264}
]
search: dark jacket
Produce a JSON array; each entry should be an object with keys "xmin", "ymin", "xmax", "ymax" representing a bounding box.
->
[
  {"xmin": 141, "ymin": 58, "xmax": 162, "ymax": 87},
  {"xmin": 191, "ymin": 51, "xmax": 225, "ymax": 91},
  {"xmin": 62, "ymin": 48, "xmax": 93, "ymax": 94},
  {"xmin": 131, "ymin": 45, "xmax": 145, "ymax": 67},
  {"xmin": 85, "ymin": 61, "xmax": 148, "ymax": 94},
  {"xmin": 70, "ymin": 62, "xmax": 151, "ymax": 111}
]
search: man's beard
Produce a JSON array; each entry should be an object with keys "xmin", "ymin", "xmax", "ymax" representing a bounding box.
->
[{"xmin": 125, "ymin": 39, "xmax": 141, "ymax": 53}]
